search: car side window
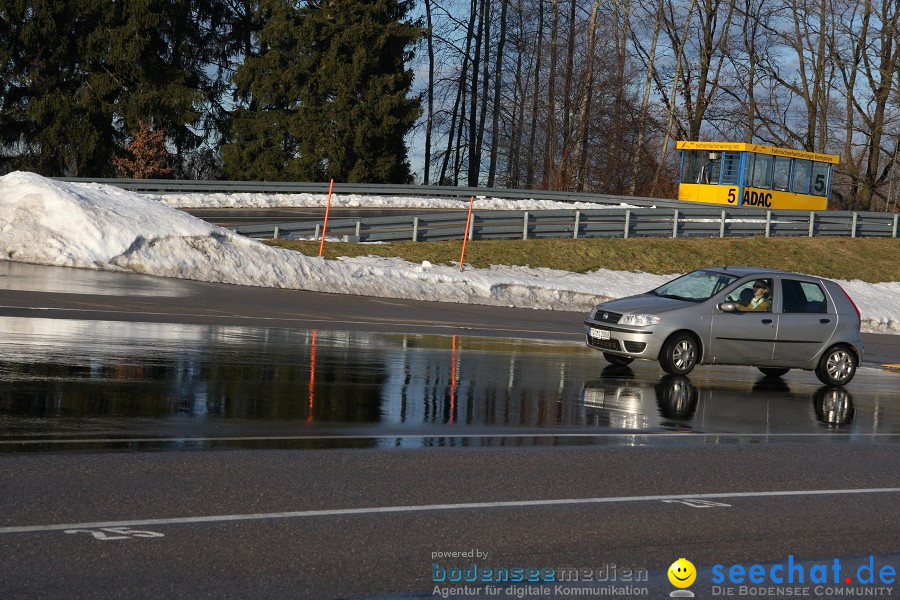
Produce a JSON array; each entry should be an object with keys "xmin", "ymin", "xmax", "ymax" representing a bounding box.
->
[
  {"xmin": 725, "ymin": 283, "xmax": 753, "ymax": 303},
  {"xmin": 781, "ymin": 279, "xmax": 828, "ymax": 313},
  {"xmin": 724, "ymin": 279, "xmax": 773, "ymax": 312}
]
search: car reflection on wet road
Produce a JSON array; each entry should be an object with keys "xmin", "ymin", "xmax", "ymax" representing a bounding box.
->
[
  {"xmin": 1, "ymin": 316, "xmax": 897, "ymax": 452},
  {"xmin": 581, "ymin": 366, "xmax": 867, "ymax": 431}
]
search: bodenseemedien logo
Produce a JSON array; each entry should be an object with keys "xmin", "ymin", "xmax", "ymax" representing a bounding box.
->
[{"xmin": 668, "ymin": 558, "xmax": 697, "ymax": 598}]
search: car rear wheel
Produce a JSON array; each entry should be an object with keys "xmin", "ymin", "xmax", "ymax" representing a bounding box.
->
[
  {"xmin": 603, "ymin": 352, "xmax": 634, "ymax": 366},
  {"xmin": 659, "ymin": 333, "xmax": 698, "ymax": 376},
  {"xmin": 758, "ymin": 367, "xmax": 790, "ymax": 377},
  {"xmin": 815, "ymin": 345, "xmax": 857, "ymax": 386}
]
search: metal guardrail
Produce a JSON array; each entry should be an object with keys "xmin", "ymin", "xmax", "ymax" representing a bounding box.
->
[
  {"xmin": 57, "ymin": 177, "xmax": 691, "ymax": 209},
  {"xmin": 235, "ymin": 207, "xmax": 900, "ymax": 242},
  {"xmin": 57, "ymin": 177, "xmax": 898, "ymax": 241}
]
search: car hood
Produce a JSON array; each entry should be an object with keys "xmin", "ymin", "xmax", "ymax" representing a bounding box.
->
[{"xmin": 593, "ymin": 294, "xmax": 693, "ymax": 314}]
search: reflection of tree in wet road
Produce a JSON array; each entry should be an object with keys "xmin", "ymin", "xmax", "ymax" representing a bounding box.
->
[
  {"xmin": 380, "ymin": 335, "xmax": 593, "ymax": 427},
  {"xmin": 1, "ymin": 318, "xmax": 897, "ymax": 448},
  {"xmin": 0, "ymin": 328, "xmax": 388, "ymax": 425}
]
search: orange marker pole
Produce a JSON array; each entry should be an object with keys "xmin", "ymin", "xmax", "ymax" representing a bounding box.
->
[
  {"xmin": 318, "ymin": 178, "xmax": 335, "ymax": 257},
  {"xmin": 459, "ymin": 196, "xmax": 475, "ymax": 271}
]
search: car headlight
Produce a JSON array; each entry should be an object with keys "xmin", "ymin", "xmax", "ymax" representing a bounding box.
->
[{"xmin": 620, "ymin": 314, "xmax": 660, "ymax": 326}]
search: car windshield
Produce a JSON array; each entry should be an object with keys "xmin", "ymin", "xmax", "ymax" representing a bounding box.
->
[{"xmin": 649, "ymin": 269, "xmax": 739, "ymax": 302}]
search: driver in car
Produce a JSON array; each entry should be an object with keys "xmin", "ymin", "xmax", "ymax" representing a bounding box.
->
[{"xmin": 737, "ymin": 280, "xmax": 772, "ymax": 311}]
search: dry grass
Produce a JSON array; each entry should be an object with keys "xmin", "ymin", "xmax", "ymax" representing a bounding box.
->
[{"xmin": 265, "ymin": 237, "xmax": 900, "ymax": 283}]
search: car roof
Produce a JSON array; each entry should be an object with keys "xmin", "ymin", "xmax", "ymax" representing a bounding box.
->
[{"xmin": 701, "ymin": 266, "xmax": 826, "ymax": 281}]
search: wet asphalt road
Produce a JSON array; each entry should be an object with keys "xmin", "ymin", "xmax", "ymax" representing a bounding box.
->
[{"xmin": 0, "ymin": 260, "xmax": 899, "ymax": 599}]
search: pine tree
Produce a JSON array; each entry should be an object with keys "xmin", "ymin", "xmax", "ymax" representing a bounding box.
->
[
  {"xmin": 0, "ymin": 0, "xmax": 118, "ymax": 176},
  {"xmin": 0, "ymin": 0, "xmax": 229, "ymax": 177},
  {"xmin": 220, "ymin": 0, "xmax": 307, "ymax": 180},
  {"xmin": 222, "ymin": 0, "xmax": 422, "ymax": 183},
  {"xmin": 297, "ymin": 0, "xmax": 422, "ymax": 183},
  {"xmin": 90, "ymin": 0, "xmax": 208, "ymax": 175}
]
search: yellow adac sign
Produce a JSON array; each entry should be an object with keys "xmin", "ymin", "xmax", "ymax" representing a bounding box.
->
[
  {"xmin": 679, "ymin": 184, "xmax": 829, "ymax": 210},
  {"xmin": 677, "ymin": 141, "xmax": 839, "ymax": 210}
]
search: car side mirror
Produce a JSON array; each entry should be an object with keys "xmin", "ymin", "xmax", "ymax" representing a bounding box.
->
[{"xmin": 718, "ymin": 302, "xmax": 739, "ymax": 312}]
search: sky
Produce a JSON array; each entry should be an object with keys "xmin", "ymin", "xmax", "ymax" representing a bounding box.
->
[{"xmin": 1, "ymin": 171, "xmax": 897, "ymax": 334}]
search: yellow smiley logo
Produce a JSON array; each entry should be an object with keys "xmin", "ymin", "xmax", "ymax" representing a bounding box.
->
[{"xmin": 668, "ymin": 558, "xmax": 697, "ymax": 588}]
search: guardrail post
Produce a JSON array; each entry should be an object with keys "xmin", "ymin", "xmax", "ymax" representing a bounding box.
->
[
  {"xmin": 573, "ymin": 211, "xmax": 580, "ymax": 239},
  {"xmin": 765, "ymin": 211, "xmax": 771, "ymax": 237},
  {"xmin": 523, "ymin": 212, "xmax": 529, "ymax": 240},
  {"xmin": 720, "ymin": 210, "xmax": 726, "ymax": 238},
  {"xmin": 624, "ymin": 210, "xmax": 631, "ymax": 239},
  {"xmin": 672, "ymin": 209, "xmax": 679, "ymax": 238},
  {"xmin": 808, "ymin": 212, "xmax": 815, "ymax": 237},
  {"xmin": 314, "ymin": 223, "xmax": 321, "ymax": 241},
  {"xmin": 469, "ymin": 213, "xmax": 475, "ymax": 240},
  {"xmin": 356, "ymin": 221, "xmax": 362, "ymax": 237},
  {"xmin": 894, "ymin": 213, "xmax": 898, "ymax": 238},
  {"xmin": 273, "ymin": 226, "xmax": 280, "ymax": 240},
  {"xmin": 851, "ymin": 212, "xmax": 858, "ymax": 238},
  {"xmin": 412, "ymin": 216, "xmax": 419, "ymax": 241}
]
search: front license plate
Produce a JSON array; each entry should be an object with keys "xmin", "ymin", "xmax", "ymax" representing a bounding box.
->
[{"xmin": 590, "ymin": 328, "xmax": 610, "ymax": 340}]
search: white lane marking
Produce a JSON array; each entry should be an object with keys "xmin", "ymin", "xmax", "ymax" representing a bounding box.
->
[
  {"xmin": 2, "ymin": 488, "xmax": 898, "ymax": 535},
  {"xmin": 65, "ymin": 527, "xmax": 165, "ymax": 540},
  {"xmin": 2, "ymin": 432, "xmax": 899, "ymax": 445},
  {"xmin": 662, "ymin": 499, "xmax": 732, "ymax": 508},
  {"xmin": 0, "ymin": 305, "xmax": 579, "ymax": 337}
]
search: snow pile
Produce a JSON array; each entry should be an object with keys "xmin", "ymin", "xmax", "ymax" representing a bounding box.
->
[
  {"xmin": 154, "ymin": 191, "xmax": 639, "ymax": 211},
  {"xmin": 0, "ymin": 172, "xmax": 661, "ymax": 311},
  {"xmin": 1, "ymin": 171, "xmax": 897, "ymax": 333}
]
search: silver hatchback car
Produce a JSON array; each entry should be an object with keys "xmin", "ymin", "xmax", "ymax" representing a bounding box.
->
[{"xmin": 584, "ymin": 267, "xmax": 864, "ymax": 386}]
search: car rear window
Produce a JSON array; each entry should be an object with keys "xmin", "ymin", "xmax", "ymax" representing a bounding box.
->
[{"xmin": 781, "ymin": 279, "xmax": 828, "ymax": 313}]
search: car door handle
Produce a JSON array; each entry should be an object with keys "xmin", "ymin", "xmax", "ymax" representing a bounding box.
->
[
  {"xmin": 761, "ymin": 319, "xmax": 773, "ymax": 324},
  {"xmin": 820, "ymin": 318, "xmax": 831, "ymax": 324}
]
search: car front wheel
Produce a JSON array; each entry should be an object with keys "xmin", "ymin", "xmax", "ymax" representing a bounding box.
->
[
  {"xmin": 659, "ymin": 333, "xmax": 698, "ymax": 376},
  {"xmin": 603, "ymin": 352, "xmax": 634, "ymax": 366},
  {"xmin": 815, "ymin": 345, "xmax": 857, "ymax": 386}
]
